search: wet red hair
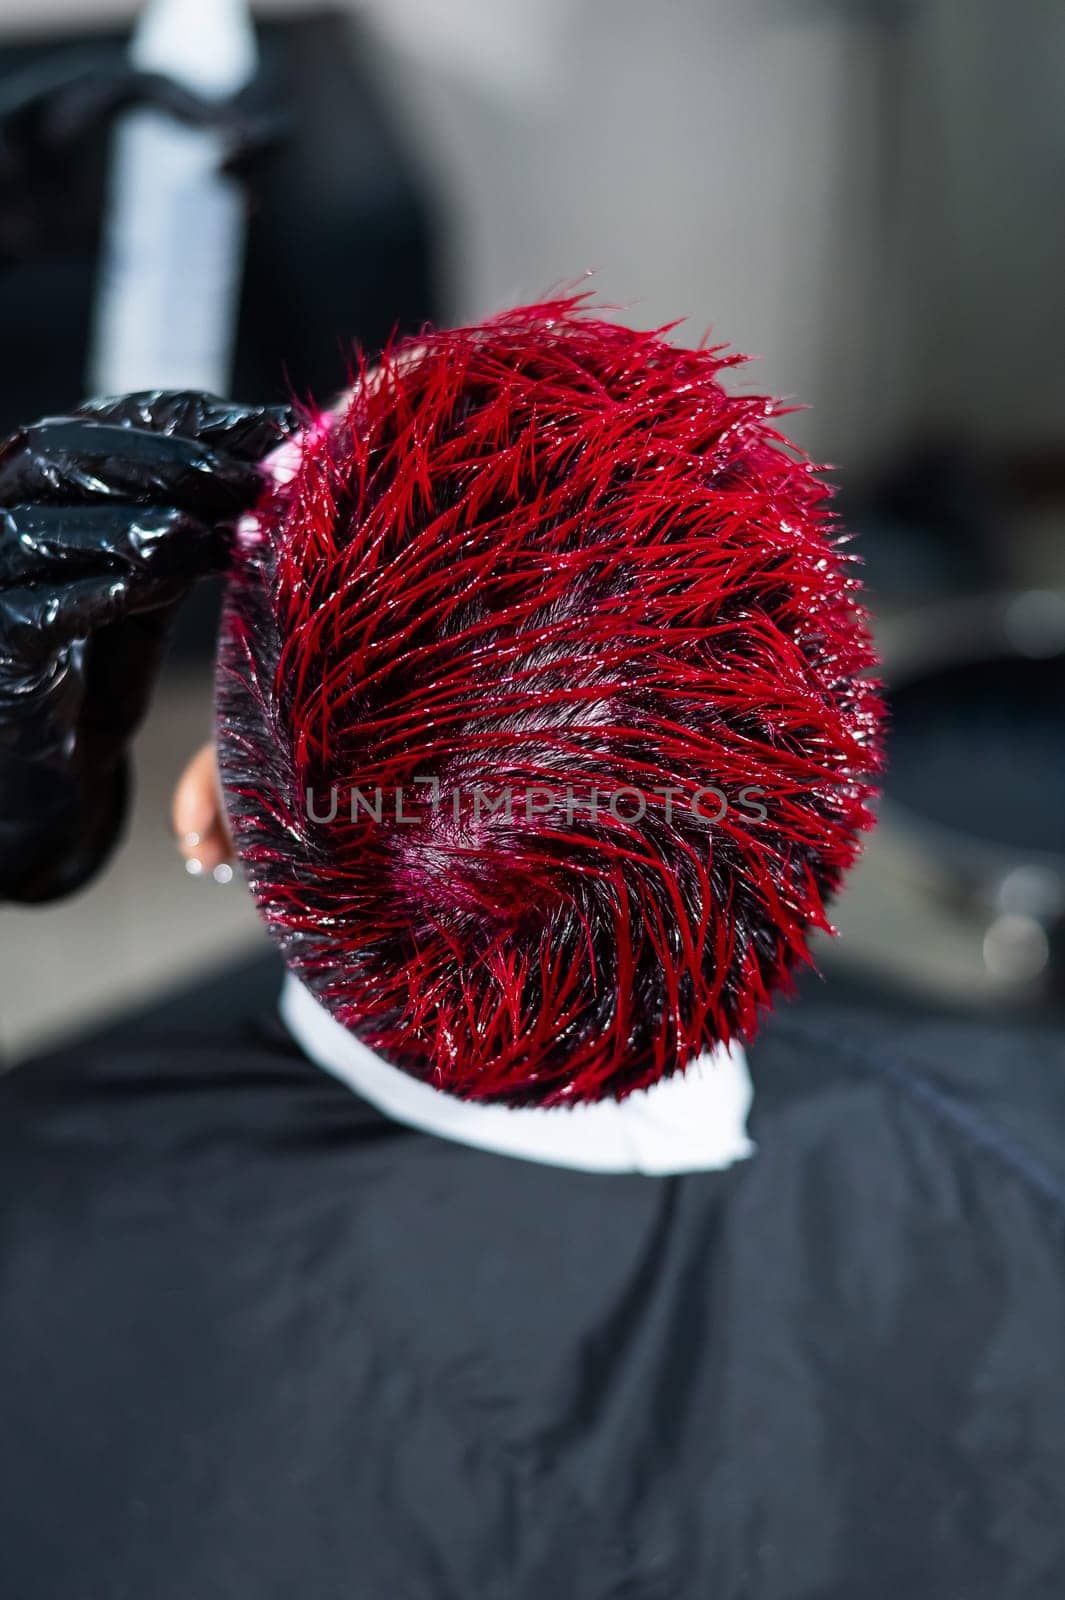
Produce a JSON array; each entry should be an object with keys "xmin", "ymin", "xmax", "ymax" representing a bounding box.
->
[{"xmin": 216, "ymin": 296, "xmax": 882, "ymax": 1105}]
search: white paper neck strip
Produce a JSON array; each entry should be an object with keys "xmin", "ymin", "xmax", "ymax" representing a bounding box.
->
[{"xmin": 280, "ymin": 973, "xmax": 755, "ymax": 1176}]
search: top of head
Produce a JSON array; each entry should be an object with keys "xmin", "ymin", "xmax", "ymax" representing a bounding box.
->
[{"xmin": 215, "ymin": 296, "xmax": 882, "ymax": 1107}]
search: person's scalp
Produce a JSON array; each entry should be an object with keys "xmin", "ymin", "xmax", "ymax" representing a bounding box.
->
[{"xmin": 216, "ymin": 296, "xmax": 882, "ymax": 1105}]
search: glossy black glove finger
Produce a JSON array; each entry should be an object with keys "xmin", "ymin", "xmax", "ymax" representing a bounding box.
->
[
  {"xmin": 0, "ymin": 561, "xmax": 211, "ymax": 663},
  {"xmin": 80, "ymin": 605, "xmax": 184, "ymax": 752},
  {"xmin": 0, "ymin": 754, "xmax": 128, "ymax": 904},
  {"xmin": 0, "ymin": 593, "xmax": 182, "ymax": 902},
  {"xmin": 0, "ymin": 503, "xmax": 228, "ymax": 590},
  {"xmin": 72, "ymin": 392, "xmax": 297, "ymax": 462},
  {"xmin": 0, "ymin": 386, "xmax": 290, "ymax": 906},
  {"xmin": 0, "ymin": 420, "xmax": 263, "ymax": 514}
]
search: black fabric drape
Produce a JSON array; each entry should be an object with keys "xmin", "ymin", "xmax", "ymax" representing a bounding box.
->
[{"xmin": 2, "ymin": 1005, "xmax": 1063, "ymax": 1598}]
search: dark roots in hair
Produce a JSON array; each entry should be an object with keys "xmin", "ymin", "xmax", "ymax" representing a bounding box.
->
[{"xmin": 216, "ymin": 296, "xmax": 882, "ymax": 1105}]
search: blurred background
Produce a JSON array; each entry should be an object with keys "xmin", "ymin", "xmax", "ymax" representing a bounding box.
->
[{"xmin": 1, "ymin": 0, "xmax": 1063, "ymax": 1061}]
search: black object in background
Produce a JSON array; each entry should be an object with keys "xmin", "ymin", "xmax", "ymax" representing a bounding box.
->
[
  {"xmin": 839, "ymin": 440, "xmax": 1007, "ymax": 608},
  {"xmin": 0, "ymin": 9, "xmax": 438, "ymax": 655},
  {"xmin": 232, "ymin": 10, "xmax": 438, "ymax": 405},
  {"xmin": 0, "ymin": 9, "xmax": 437, "ymax": 422}
]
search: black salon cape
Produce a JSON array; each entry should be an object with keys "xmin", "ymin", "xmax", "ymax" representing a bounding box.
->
[{"xmin": 2, "ymin": 1005, "xmax": 1064, "ymax": 1600}]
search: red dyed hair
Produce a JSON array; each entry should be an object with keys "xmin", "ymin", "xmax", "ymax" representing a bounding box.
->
[{"xmin": 216, "ymin": 296, "xmax": 882, "ymax": 1105}]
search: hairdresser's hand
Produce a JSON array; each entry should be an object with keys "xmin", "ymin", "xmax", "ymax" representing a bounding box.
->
[{"xmin": 0, "ymin": 391, "xmax": 294, "ymax": 903}]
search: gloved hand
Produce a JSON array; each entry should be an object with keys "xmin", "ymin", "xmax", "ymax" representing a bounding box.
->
[{"xmin": 0, "ymin": 391, "xmax": 294, "ymax": 904}]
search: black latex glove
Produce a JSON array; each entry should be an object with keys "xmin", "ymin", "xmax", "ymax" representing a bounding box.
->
[{"xmin": 0, "ymin": 391, "xmax": 294, "ymax": 904}]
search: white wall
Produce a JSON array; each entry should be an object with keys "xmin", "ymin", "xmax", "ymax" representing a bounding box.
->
[{"xmin": 370, "ymin": 0, "xmax": 897, "ymax": 471}]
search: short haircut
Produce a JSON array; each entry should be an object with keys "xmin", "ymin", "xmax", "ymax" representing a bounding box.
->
[{"xmin": 216, "ymin": 298, "xmax": 881, "ymax": 1105}]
